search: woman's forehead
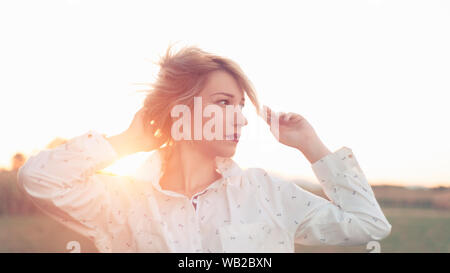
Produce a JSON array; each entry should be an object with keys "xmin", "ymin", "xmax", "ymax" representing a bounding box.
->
[{"xmin": 200, "ymin": 71, "xmax": 244, "ymax": 100}]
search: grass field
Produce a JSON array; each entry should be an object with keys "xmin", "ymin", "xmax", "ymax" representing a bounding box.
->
[
  {"xmin": 296, "ymin": 207, "xmax": 450, "ymax": 253},
  {"xmin": 1, "ymin": 207, "xmax": 449, "ymax": 253},
  {"xmin": 0, "ymin": 214, "xmax": 97, "ymax": 253}
]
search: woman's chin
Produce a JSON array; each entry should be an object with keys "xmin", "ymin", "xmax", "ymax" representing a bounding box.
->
[{"xmin": 210, "ymin": 142, "xmax": 238, "ymax": 158}]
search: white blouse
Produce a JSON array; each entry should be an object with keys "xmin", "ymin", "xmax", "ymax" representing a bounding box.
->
[{"xmin": 17, "ymin": 130, "xmax": 391, "ymax": 253}]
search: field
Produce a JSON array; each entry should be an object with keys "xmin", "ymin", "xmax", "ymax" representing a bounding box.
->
[
  {"xmin": 1, "ymin": 170, "xmax": 449, "ymax": 252},
  {"xmin": 296, "ymin": 207, "xmax": 450, "ymax": 253},
  {"xmin": 0, "ymin": 214, "xmax": 98, "ymax": 253},
  {"xmin": 1, "ymin": 207, "xmax": 449, "ymax": 253}
]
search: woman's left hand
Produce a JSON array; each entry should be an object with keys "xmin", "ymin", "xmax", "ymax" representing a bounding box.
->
[{"xmin": 260, "ymin": 105, "xmax": 331, "ymax": 163}]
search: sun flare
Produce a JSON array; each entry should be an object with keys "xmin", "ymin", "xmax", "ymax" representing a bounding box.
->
[{"xmin": 101, "ymin": 152, "xmax": 150, "ymax": 177}]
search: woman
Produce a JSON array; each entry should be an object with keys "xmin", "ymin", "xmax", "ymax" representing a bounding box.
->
[{"xmin": 17, "ymin": 46, "xmax": 391, "ymax": 253}]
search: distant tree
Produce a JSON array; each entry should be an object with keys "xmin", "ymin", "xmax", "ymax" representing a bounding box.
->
[{"xmin": 432, "ymin": 191, "xmax": 450, "ymax": 209}]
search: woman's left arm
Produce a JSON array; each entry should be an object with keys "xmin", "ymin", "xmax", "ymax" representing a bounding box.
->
[
  {"xmin": 302, "ymin": 146, "xmax": 392, "ymax": 245},
  {"xmin": 260, "ymin": 105, "xmax": 392, "ymax": 245}
]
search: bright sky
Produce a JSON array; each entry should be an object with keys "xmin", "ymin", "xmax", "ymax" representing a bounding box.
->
[{"xmin": 1, "ymin": 0, "xmax": 449, "ymax": 187}]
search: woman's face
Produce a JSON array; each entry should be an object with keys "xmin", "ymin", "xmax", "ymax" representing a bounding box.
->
[{"xmin": 177, "ymin": 70, "xmax": 248, "ymax": 158}]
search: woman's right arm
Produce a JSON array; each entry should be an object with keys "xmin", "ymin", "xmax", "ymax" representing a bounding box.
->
[
  {"xmin": 17, "ymin": 131, "xmax": 135, "ymax": 251},
  {"xmin": 16, "ymin": 107, "xmax": 164, "ymax": 252}
]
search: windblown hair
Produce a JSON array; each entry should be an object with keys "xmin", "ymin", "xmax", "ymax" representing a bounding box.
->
[{"xmin": 143, "ymin": 45, "xmax": 260, "ymax": 147}]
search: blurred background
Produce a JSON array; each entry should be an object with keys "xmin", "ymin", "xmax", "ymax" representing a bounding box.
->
[{"xmin": 0, "ymin": 0, "xmax": 449, "ymax": 252}]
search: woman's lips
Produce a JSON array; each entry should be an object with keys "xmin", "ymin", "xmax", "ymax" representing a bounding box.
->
[{"xmin": 225, "ymin": 133, "xmax": 240, "ymax": 142}]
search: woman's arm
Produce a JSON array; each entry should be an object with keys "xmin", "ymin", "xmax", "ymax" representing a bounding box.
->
[
  {"xmin": 17, "ymin": 130, "xmax": 133, "ymax": 251},
  {"xmin": 295, "ymin": 146, "xmax": 391, "ymax": 245},
  {"xmin": 259, "ymin": 105, "xmax": 391, "ymax": 246},
  {"xmin": 106, "ymin": 106, "xmax": 166, "ymax": 157},
  {"xmin": 16, "ymin": 107, "xmax": 164, "ymax": 252},
  {"xmin": 258, "ymin": 146, "xmax": 391, "ymax": 247}
]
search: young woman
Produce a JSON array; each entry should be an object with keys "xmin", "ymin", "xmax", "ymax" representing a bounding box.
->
[{"xmin": 17, "ymin": 46, "xmax": 391, "ymax": 253}]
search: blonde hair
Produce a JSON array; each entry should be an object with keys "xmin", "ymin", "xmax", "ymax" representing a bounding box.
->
[{"xmin": 143, "ymin": 45, "xmax": 260, "ymax": 146}]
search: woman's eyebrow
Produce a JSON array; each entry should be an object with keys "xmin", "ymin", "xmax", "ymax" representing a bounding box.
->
[{"xmin": 211, "ymin": 92, "xmax": 245, "ymax": 102}]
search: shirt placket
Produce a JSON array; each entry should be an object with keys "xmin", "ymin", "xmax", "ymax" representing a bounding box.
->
[
  {"xmin": 189, "ymin": 178, "xmax": 226, "ymax": 252},
  {"xmin": 188, "ymin": 189, "xmax": 210, "ymax": 252},
  {"xmin": 157, "ymin": 189, "xmax": 207, "ymax": 252},
  {"xmin": 152, "ymin": 173, "xmax": 225, "ymax": 252}
]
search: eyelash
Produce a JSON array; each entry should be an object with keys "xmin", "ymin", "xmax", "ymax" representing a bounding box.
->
[{"xmin": 217, "ymin": 99, "xmax": 245, "ymax": 108}]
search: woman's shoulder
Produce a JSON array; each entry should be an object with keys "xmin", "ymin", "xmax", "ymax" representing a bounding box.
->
[
  {"xmin": 242, "ymin": 167, "xmax": 290, "ymax": 190},
  {"xmin": 242, "ymin": 167, "xmax": 271, "ymax": 184},
  {"xmin": 242, "ymin": 167, "xmax": 309, "ymax": 200}
]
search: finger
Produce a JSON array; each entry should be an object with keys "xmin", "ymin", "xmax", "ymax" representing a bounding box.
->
[
  {"xmin": 140, "ymin": 108, "xmax": 158, "ymax": 129},
  {"xmin": 292, "ymin": 113, "xmax": 304, "ymax": 122},
  {"xmin": 292, "ymin": 116, "xmax": 302, "ymax": 122},
  {"xmin": 288, "ymin": 112, "xmax": 301, "ymax": 121},
  {"xmin": 135, "ymin": 107, "xmax": 147, "ymax": 117},
  {"xmin": 135, "ymin": 107, "xmax": 149, "ymax": 126},
  {"xmin": 278, "ymin": 112, "xmax": 284, "ymax": 122},
  {"xmin": 284, "ymin": 113, "xmax": 294, "ymax": 121}
]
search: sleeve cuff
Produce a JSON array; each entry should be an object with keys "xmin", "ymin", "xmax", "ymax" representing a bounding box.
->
[{"xmin": 311, "ymin": 146, "xmax": 364, "ymax": 185}]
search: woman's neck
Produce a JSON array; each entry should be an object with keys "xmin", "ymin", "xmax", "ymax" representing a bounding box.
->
[{"xmin": 159, "ymin": 143, "xmax": 222, "ymax": 199}]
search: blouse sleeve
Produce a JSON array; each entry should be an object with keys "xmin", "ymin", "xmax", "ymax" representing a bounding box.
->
[
  {"xmin": 261, "ymin": 146, "xmax": 392, "ymax": 247},
  {"xmin": 16, "ymin": 130, "xmax": 135, "ymax": 252},
  {"xmin": 292, "ymin": 146, "xmax": 392, "ymax": 246}
]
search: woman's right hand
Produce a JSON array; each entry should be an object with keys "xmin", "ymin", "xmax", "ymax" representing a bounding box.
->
[{"xmin": 106, "ymin": 107, "xmax": 166, "ymax": 157}]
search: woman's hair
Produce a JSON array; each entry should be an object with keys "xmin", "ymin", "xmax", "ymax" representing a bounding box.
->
[{"xmin": 143, "ymin": 45, "xmax": 260, "ymax": 147}]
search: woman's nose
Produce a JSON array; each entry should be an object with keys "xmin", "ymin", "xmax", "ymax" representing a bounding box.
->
[{"xmin": 236, "ymin": 109, "xmax": 248, "ymax": 127}]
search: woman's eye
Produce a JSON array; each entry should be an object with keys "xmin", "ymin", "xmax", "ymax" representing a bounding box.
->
[{"xmin": 216, "ymin": 99, "xmax": 244, "ymax": 109}]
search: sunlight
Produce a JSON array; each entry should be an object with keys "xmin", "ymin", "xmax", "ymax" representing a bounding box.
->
[
  {"xmin": 0, "ymin": 0, "xmax": 449, "ymax": 186},
  {"xmin": 101, "ymin": 152, "xmax": 150, "ymax": 177}
]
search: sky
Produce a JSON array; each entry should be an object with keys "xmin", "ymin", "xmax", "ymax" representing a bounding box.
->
[{"xmin": 0, "ymin": 0, "xmax": 449, "ymax": 187}]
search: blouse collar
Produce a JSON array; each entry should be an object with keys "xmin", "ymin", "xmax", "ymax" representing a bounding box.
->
[{"xmin": 133, "ymin": 147, "xmax": 242, "ymax": 192}]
